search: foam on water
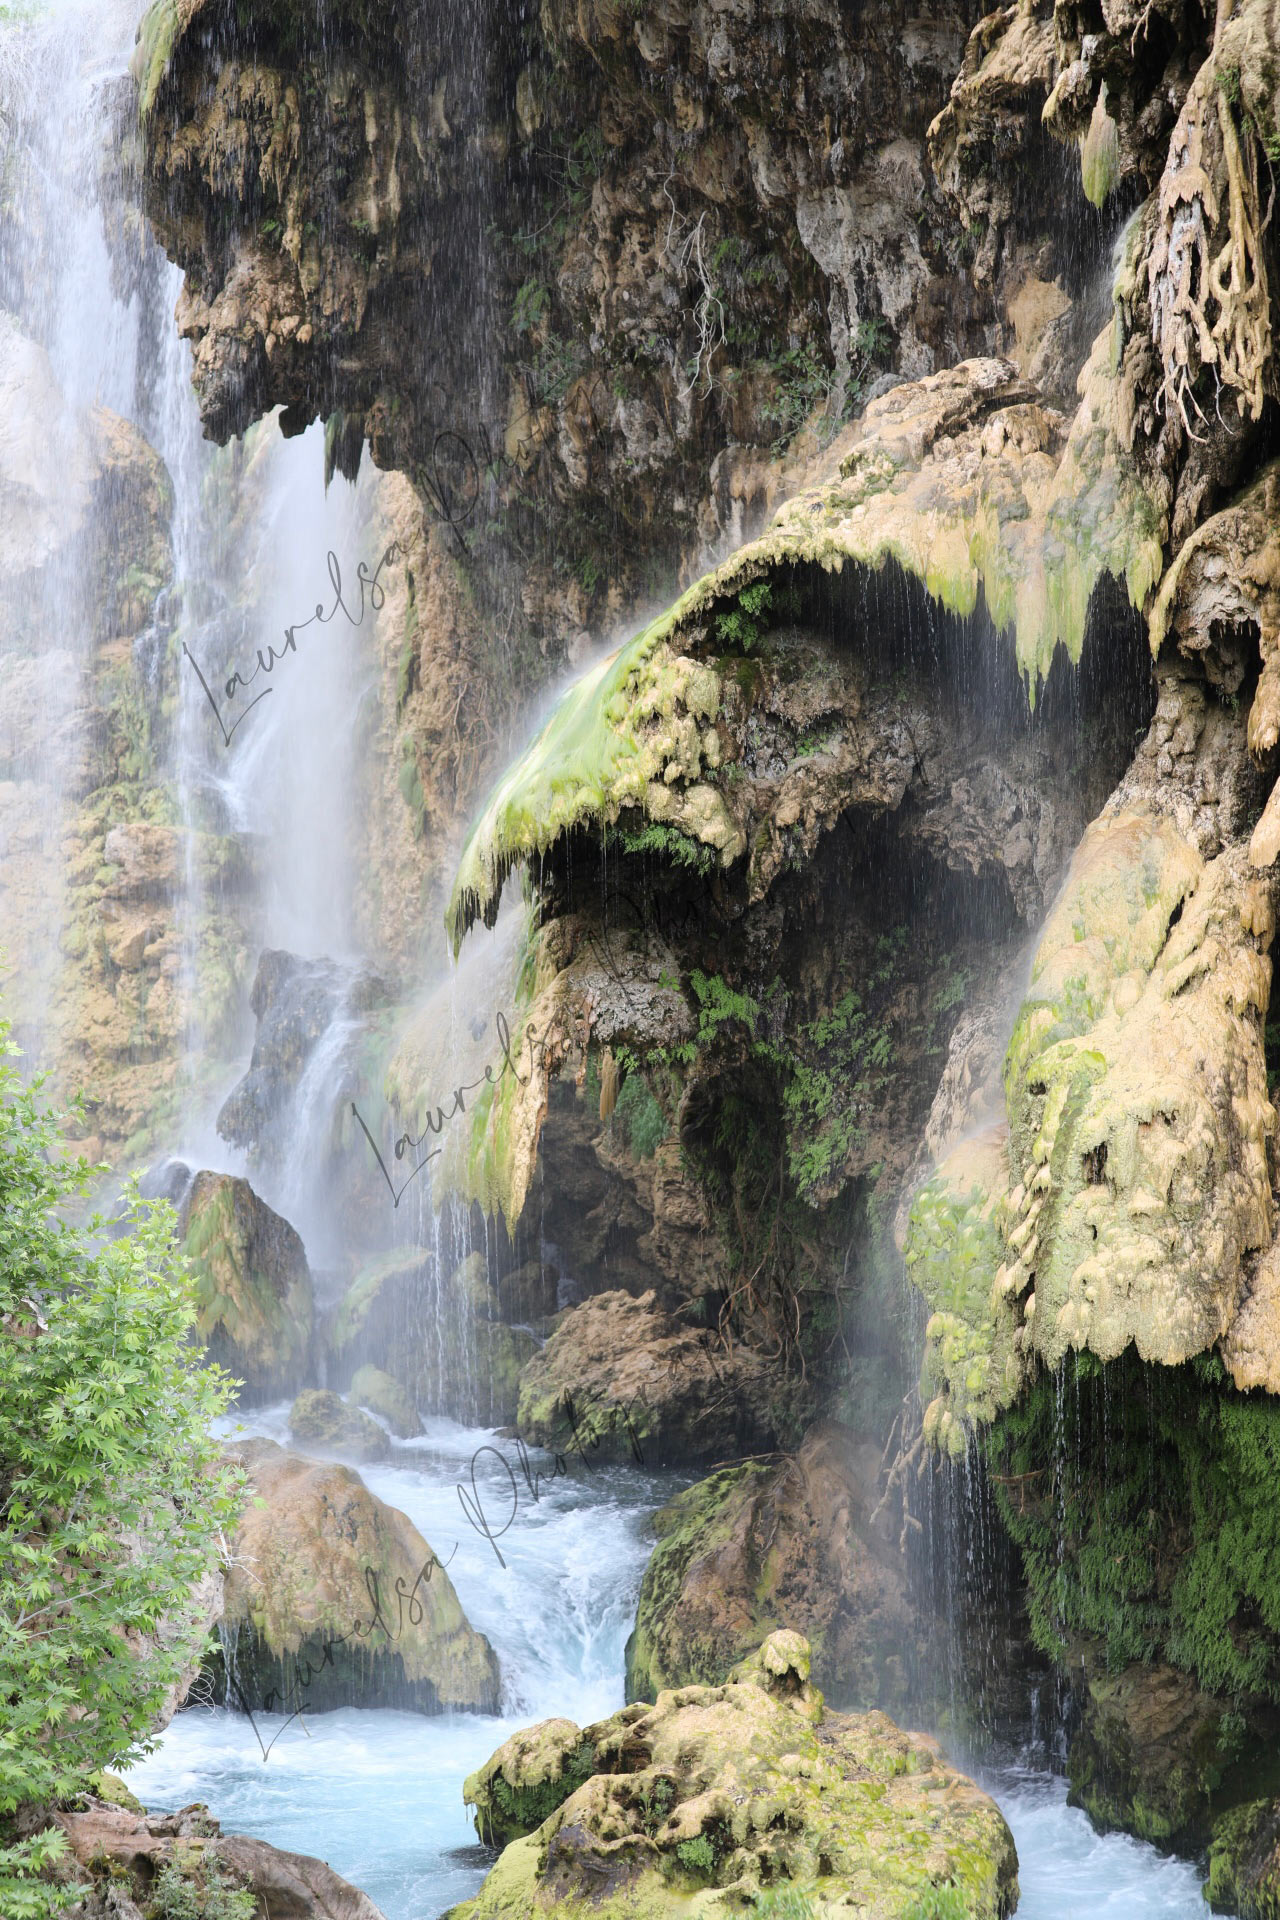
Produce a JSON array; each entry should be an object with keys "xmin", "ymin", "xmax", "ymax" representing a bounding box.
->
[
  {"xmin": 989, "ymin": 1767, "xmax": 1207, "ymax": 1917},
  {"xmin": 128, "ymin": 1424, "xmax": 1213, "ymax": 1919}
]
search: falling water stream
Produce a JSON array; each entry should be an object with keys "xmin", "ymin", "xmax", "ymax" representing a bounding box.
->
[{"xmin": 0, "ymin": 4, "xmax": 1229, "ymax": 1915}]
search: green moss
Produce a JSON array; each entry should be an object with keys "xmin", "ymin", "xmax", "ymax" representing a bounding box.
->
[
  {"xmin": 988, "ymin": 1350, "xmax": 1280, "ymax": 1700},
  {"xmin": 485, "ymin": 1740, "xmax": 596, "ymax": 1844},
  {"xmin": 905, "ymin": 1133, "xmax": 1020, "ymax": 1455},
  {"xmin": 1080, "ymin": 86, "xmax": 1121, "ymax": 208},
  {"xmin": 1205, "ymin": 1801, "xmax": 1280, "ymax": 1918},
  {"xmin": 625, "ymin": 1464, "xmax": 775, "ymax": 1700},
  {"xmin": 132, "ymin": 0, "xmax": 179, "ymax": 118},
  {"xmin": 445, "ymin": 616, "xmax": 730, "ymax": 951}
]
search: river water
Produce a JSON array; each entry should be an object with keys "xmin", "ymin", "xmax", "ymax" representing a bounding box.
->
[{"xmin": 127, "ymin": 1416, "xmax": 1209, "ymax": 1919}]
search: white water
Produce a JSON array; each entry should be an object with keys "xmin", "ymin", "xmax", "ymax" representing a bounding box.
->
[
  {"xmin": 129, "ymin": 1421, "xmax": 1214, "ymax": 1920},
  {"xmin": 128, "ymin": 1416, "xmax": 682, "ymax": 1916},
  {"xmin": 990, "ymin": 1768, "xmax": 1206, "ymax": 1917}
]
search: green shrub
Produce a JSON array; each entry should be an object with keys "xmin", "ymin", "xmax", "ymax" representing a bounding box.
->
[
  {"xmin": 675, "ymin": 1834, "xmax": 716, "ymax": 1878},
  {"xmin": 0, "ymin": 1014, "xmax": 242, "ymax": 1918}
]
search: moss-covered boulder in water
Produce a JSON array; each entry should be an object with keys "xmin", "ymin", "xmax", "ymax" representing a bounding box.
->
[
  {"xmin": 349, "ymin": 1364, "xmax": 419, "ymax": 1438},
  {"xmin": 1206, "ymin": 1800, "xmax": 1280, "ymax": 1917},
  {"xmin": 215, "ymin": 1438, "xmax": 500, "ymax": 1715},
  {"xmin": 181, "ymin": 1170, "xmax": 313, "ymax": 1401},
  {"xmin": 516, "ymin": 1289, "xmax": 775, "ymax": 1468},
  {"xmin": 625, "ymin": 1423, "xmax": 921, "ymax": 1713},
  {"xmin": 288, "ymin": 1387, "xmax": 390, "ymax": 1462},
  {"xmin": 465, "ymin": 1719, "xmax": 598, "ymax": 1848},
  {"xmin": 1066, "ymin": 1661, "xmax": 1234, "ymax": 1848},
  {"xmin": 450, "ymin": 1630, "xmax": 1018, "ymax": 1920}
]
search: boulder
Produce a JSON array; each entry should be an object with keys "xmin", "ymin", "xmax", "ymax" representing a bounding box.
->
[
  {"xmin": 1066, "ymin": 1659, "xmax": 1236, "ymax": 1849},
  {"xmin": 454, "ymin": 1631, "xmax": 1018, "ymax": 1920},
  {"xmin": 288, "ymin": 1387, "xmax": 391, "ymax": 1462},
  {"xmin": 625, "ymin": 1421, "xmax": 923, "ymax": 1713},
  {"xmin": 516, "ymin": 1289, "xmax": 775, "ymax": 1467},
  {"xmin": 349, "ymin": 1364, "xmax": 419, "ymax": 1438},
  {"xmin": 214, "ymin": 1437, "xmax": 500, "ymax": 1714},
  {"xmin": 52, "ymin": 1796, "xmax": 386, "ymax": 1920},
  {"xmin": 1206, "ymin": 1799, "xmax": 1280, "ymax": 1917},
  {"xmin": 181, "ymin": 1170, "xmax": 313, "ymax": 1402}
]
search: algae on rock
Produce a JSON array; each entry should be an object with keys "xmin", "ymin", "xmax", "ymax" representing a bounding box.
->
[
  {"xmin": 451, "ymin": 1631, "xmax": 1018, "ymax": 1920},
  {"xmin": 181, "ymin": 1171, "xmax": 314, "ymax": 1402},
  {"xmin": 214, "ymin": 1437, "xmax": 500, "ymax": 1715}
]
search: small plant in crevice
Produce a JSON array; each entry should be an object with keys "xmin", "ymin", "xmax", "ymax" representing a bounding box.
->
[
  {"xmin": 674, "ymin": 1832, "xmax": 717, "ymax": 1880},
  {"xmin": 145, "ymin": 1854, "xmax": 256, "ymax": 1920}
]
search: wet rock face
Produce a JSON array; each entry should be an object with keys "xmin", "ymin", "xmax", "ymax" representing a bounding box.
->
[
  {"xmin": 624, "ymin": 1421, "xmax": 924, "ymax": 1715},
  {"xmin": 515, "ymin": 1288, "xmax": 779, "ymax": 1468},
  {"xmin": 212, "ymin": 1436, "xmax": 501, "ymax": 1716},
  {"xmin": 137, "ymin": 0, "xmax": 999, "ymax": 647},
  {"xmin": 910, "ymin": 665, "xmax": 1279, "ymax": 1451},
  {"xmin": 455, "ymin": 1630, "xmax": 1018, "ymax": 1920},
  {"xmin": 180, "ymin": 1169, "xmax": 314, "ymax": 1402},
  {"xmin": 217, "ymin": 949, "xmax": 382, "ymax": 1165},
  {"xmin": 1066, "ymin": 1660, "xmax": 1238, "ymax": 1850}
]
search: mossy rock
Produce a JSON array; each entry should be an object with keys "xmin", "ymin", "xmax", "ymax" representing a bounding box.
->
[
  {"xmin": 473, "ymin": 1318, "xmax": 541, "ymax": 1427},
  {"xmin": 181, "ymin": 1170, "xmax": 313, "ymax": 1403},
  {"xmin": 1207, "ymin": 1800, "xmax": 1280, "ymax": 1917},
  {"xmin": 288, "ymin": 1387, "xmax": 390, "ymax": 1462},
  {"xmin": 1065, "ymin": 1660, "xmax": 1232, "ymax": 1849},
  {"xmin": 215, "ymin": 1438, "xmax": 500, "ymax": 1715},
  {"xmin": 349, "ymin": 1364, "xmax": 419, "ymax": 1439},
  {"xmin": 625, "ymin": 1464, "xmax": 775, "ymax": 1701},
  {"xmin": 910, "ymin": 809, "xmax": 1276, "ymax": 1454},
  {"xmin": 465, "ymin": 1719, "xmax": 597, "ymax": 1848},
  {"xmin": 446, "ymin": 353, "xmax": 1166, "ymax": 951},
  {"xmin": 625, "ymin": 1424, "xmax": 920, "ymax": 1715},
  {"xmin": 516, "ymin": 1290, "xmax": 774, "ymax": 1469},
  {"xmin": 451, "ymin": 1630, "xmax": 1017, "ymax": 1920}
]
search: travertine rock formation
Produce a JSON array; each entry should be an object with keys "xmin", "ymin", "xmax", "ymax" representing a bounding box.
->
[{"xmin": 454, "ymin": 1631, "xmax": 1018, "ymax": 1920}]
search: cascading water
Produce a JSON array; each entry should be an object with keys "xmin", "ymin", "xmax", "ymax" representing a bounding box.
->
[{"xmin": 2, "ymin": 3, "xmax": 1266, "ymax": 1917}]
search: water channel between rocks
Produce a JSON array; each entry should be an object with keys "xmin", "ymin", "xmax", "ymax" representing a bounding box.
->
[{"xmin": 127, "ymin": 1414, "xmax": 1208, "ymax": 1920}]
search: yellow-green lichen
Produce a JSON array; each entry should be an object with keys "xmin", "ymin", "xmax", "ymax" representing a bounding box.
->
[
  {"xmin": 132, "ymin": 0, "xmax": 181, "ymax": 118},
  {"xmin": 906, "ymin": 1131, "xmax": 1022, "ymax": 1455},
  {"xmin": 447, "ymin": 342, "xmax": 1167, "ymax": 946},
  {"xmin": 911, "ymin": 808, "xmax": 1277, "ymax": 1455}
]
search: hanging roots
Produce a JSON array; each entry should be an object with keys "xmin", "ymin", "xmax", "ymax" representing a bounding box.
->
[
  {"xmin": 1148, "ymin": 38, "xmax": 1273, "ymax": 439},
  {"xmin": 1208, "ymin": 87, "xmax": 1272, "ymax": 422}
]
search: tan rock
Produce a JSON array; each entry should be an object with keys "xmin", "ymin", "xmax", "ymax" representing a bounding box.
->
[
  {"xmin": 217, "ymin": 1437, "xmax": 500, "ymax": 1715},
  {"xmin": 516, "ymin": 1288, "xmax": 776, "ymax": 1467}
]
